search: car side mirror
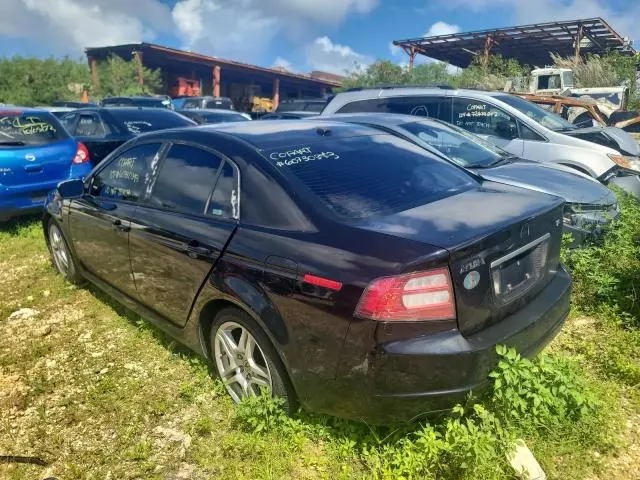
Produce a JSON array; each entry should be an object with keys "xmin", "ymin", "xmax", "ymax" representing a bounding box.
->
[{"xmin": 57, "ymin": 178, "xmax": 84, "ymax": 199}]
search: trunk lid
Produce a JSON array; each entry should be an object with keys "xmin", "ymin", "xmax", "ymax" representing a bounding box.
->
[
  {"xmin": 0, "ymin": 138, "xmax": 77, "ymax": 187},
  {"xmin": 358, "ymin": 182, "xmax": 565, "ymax": 335},
  {"xmin": 79, "ymin": 137, "xmax": 128, "ymax": 165}
]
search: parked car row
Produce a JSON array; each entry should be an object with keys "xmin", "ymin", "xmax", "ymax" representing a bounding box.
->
[{"xmin": 3, "ymin": 88, "xmax": 638, "ymax": 424}]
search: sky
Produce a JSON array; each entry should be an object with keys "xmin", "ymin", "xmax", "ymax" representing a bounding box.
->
[{"xmin": 0, "ymin": 0, "xmax": 638, "ymax": 75}]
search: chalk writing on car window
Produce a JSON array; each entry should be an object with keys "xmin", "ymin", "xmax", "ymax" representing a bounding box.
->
[
  {"xmin": 269, "ymin": 146, "xmax": 340, "ymax": 167},
  {"xmin": 124, "ymin": 121, "xmax": 152, "ymax": 134},
  {"xmin": 0, "ymin": 116, "xmax": 56, "ymax": 137},
  {"xmin": 109, "ymin": 169, "xmax": 140, "ymax": 183}
]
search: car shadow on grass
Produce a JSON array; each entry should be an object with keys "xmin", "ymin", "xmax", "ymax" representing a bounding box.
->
[
  {"xmin": 0, "ymin": 214, "xmax": 42, "ymax": 235},
  {"xmin": 83, "ymin": 282, "xmax": 218, "ymax": 377}
]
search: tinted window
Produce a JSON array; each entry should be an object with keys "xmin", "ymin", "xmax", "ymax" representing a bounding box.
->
[
  {"xmin": 209, "ymin": 162, "xmax": 239, "ymax": 219},
  {"xmin": 0, "ymin": 112, "xmax": 69, "ymax": 145},
  {"xmin": 181, "ymin": 111, "xmax": 247, "ymax": 124},
  {"xmin": 401, "ymin": 121, "xmax": 506, "ymax": 167},
  {"xmin": 108, "ymin": 109, "xmax": 196, "ymax": 134},
  {"xmin": 205, "ymin": 99, "xmax": 233, "ymax": 110},
  {"xmin": 149, "ymin": 144, "xmax": 222, "ymax": 215},
  {"xmin": 263, "ymin": 135, "xmax": 475, "ymax": 220},
  {"xmin": 519, "ymin": 122, "xmax": 546, "ymax": 141},
  {"xmin": 494, "ymin": 94, "xmax": 576, "ymax": 132},
  {"xmin": 74, "ymin": 113, "xmax": 112, "ymax": 137},
  {"xmin": 452, "ymin": 98, "xmax": 519, "ymax": 140},
  {"xmin": 60, "ymin": 112, "xmax": 78, "ymax": 131},
  {"xmin": 337, "ymin": 96, "xmax": 448, "ymax": 119},
  {"xmin": 90, "ymin": 143, "xmax": 162, "ymax": 201},
  {"xmin": 182, "ymin": 99, "xmax": 202, "ymax": 109}
]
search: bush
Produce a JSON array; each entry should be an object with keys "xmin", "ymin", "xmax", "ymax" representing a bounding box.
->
[{"xmin": 566, "ymin": 189, "xmax": 640, "ymax": 326}]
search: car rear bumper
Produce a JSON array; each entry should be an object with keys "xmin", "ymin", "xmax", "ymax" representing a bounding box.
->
[
  {"xmin": 320, "ymin": 265, "xmax": 571, "ymax": 424},
  {"xmin": 0, "ymin": 164, "xmax": 91, "ymax": 220}
]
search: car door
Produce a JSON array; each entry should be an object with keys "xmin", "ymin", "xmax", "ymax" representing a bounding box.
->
[
  {"xmin": 128, "ymin": 142, "xmax": 239, "ymax": 326},
  {"xmin": 69, "ymin": 142, "xmax": 164, "ymax": 296},
  {"xmin": 451, "ymin": 97, "xmax": 525, "ymax": 157},
  {"xmin": 64, "ymin": 111, "xmax": 127, "ymax": 165}
]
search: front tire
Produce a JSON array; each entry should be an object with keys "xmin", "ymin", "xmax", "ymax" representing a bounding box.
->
[
  {"xmin": 210, "ymin": 307, "xmax": 296, "ymax": 414},
  {"xmin": 48, "ymin": 220, "xmax": 82, "ymax": 284}
]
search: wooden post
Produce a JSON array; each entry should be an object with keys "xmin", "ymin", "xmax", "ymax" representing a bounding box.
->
[
  {"xmin": 89, "ymin": 56, "xmax": 99, "ymax": 92},
  {"xmin": 213, "ymin": 65, "xmax": 221, "ymax": 97},
  {"xmin": 273, "ymin": 77, "xmax": 280, "ymax": 111},
  {"xmin": 574, "ymin": 24, "xmax": 584, "ymax": 63},
  {"xmin": 482, "ymin": 35, "xmax": 495, "ymax": 69},
  {"xmin": 133, "ymin": 51, "xmax": 144, "ymax": 86},
  {"xmin": 408, "ymin": 48, "xmax": 417, "ymax": 71}
]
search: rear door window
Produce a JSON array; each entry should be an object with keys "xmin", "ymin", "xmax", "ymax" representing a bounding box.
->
[
  {"xmin": 148, "ymin": 144, "xmax": 222, "ymax": 215},
  {"xmin": 0, "ymin": 112, "xmax": 69, "ymax": 146},
  {"xmin": 263, "ymin": 134, "xmax": 475, "ymax": 220},
  {"xmin": 208, "ymin": 162, "xmax": 239, "ymax": 219},
  {"xmin": 90, "ymin": 143, "xmax": 163, "ymax": 202}
]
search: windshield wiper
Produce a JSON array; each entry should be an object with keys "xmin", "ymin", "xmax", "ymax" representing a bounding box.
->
[{"xmin": 0, "ymin": 141, "xmax": 25, "ymax": 146}]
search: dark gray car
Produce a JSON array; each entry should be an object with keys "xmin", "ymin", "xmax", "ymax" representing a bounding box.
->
[{"xmin": 318, "ymin": 113, "xmax": 618, "ymax": 247}]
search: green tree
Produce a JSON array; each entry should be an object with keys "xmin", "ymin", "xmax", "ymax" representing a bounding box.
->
[
  {"xmin": 341, "ymin": 60, "xmax": 408, "ymax": 90},
  {"xmin": 0, "ymin": 56, "xmax": 89, "ymax": 106},
  {"xmin": 96, "ymin": 54, "xmax": 163, "ymax": 98}
]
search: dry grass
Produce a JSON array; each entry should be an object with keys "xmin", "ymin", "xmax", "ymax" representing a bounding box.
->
[{"xmin": 0, "ymin": 219, "xmax": 353, "ymax": 480}]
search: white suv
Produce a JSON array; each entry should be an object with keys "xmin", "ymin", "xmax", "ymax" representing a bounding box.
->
[{"xmin": 322, "ymin": 87, "xmax": 640, "ymax": 194}]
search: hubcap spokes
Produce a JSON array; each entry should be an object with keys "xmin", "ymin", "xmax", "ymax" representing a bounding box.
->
[
  {"xmin": 49, "ymin": 226, "xmax": 69, "ymax": 274},
  {"xmin": 214, "ymin": 321, "xmax": 272, "ymax": 403}
]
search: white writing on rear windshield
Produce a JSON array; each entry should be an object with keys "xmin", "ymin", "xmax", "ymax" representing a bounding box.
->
[{"xmin": 269, "ymin": 146, "xmax": 340, "ymax": 167}]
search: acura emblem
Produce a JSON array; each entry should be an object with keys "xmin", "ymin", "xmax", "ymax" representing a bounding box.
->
[
  {"xmin": 520, "ymin": 223, "xmax": 531, "ymax": 240},
  {"xmin": 25, "ymin": 153, "xmax": 36, "ymax": 162}
]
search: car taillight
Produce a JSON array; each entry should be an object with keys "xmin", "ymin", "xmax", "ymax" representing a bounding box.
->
[
  {"xmin": 354, "ymin": 268, "xmax": 456, "ymax": 321},
  {"xmin": 73, "ymin": 142, "xmax": 90, "ymax": 164}
]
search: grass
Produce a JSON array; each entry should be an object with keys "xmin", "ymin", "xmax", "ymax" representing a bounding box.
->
[{"xmin": 0, "ymin": 194, "xmax": 639, "ymax": 479}]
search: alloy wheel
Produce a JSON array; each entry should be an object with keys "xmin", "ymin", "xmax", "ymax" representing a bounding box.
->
[
  {"xmin": 49, "ymin": 224, "xmax": 70, "ymax": 276},
  {"xmin": 214, "ymin": 321, "xmax": 273, "ymax": 402}
]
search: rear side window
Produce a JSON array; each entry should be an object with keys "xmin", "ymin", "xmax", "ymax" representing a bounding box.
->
[
  {"xmin": 108, "ymin": 109, "xmax": 196, "ymax": 134},
  {"xmin": 209, "ymin": 162, "xmax": 239, "ymax": 219},
  {"xmin": 336, "ymin": 96, "xmax": 449, "ymax": 119},
  {"xmin": 90, "ymin": 143, "xmax": 163, "ymax": 202},
  {"xmin": 148, "ymin": 144, "xmax": 222, "ymax": 215},
  {"xmin": 0, "ymin": 112, "xmax": 69, "ymax": 145},
  {"xmin": 263, "ymin": 135, "xmax": 475, "ymax": 220},
  {"xmin": 74, "ymin": 113, "xmax": 111, "ymax": 137}
]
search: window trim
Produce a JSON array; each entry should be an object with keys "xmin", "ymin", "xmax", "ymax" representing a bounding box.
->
[
  {"xmin": 143, "ymin": 140, "xmax": 241, "ymax": 222},
  {"xmin": 87, "ymin": 140, "xmax": 168, "ymax": 206},
  {"xmin": 336, "ymin": 95, "xmax": 450, "ymax": 120}
]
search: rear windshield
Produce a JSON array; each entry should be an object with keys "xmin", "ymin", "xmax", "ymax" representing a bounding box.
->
[
  {"xmin": 263, "ymin": 134, "xmax": 476, "ymax": 220},
  {"xmin": 109, "ymin": 109, "xmax": 196, "ymax": 134},
  {"xmin": 277, "ymin": 101, "xmax": 325, "ymax": 113},
  {"xmin": 0, "ymin": 112, "xmax": 68, "ymax": 146},
  {"xmin": 184, "ymin": 111, "xmax": 248, "ymax": 124},
  {"xmin": 103, "ymin": 98, "xmax": 170, "ymax": 108}
]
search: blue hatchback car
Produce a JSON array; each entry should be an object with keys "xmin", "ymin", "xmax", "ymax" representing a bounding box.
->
[{"xmin": 0, "ymin": 108, "xmax": 92, "ymax": 221}]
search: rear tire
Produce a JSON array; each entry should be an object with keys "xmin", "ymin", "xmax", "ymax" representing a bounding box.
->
[
  {"xmin": 210, "ymin": 307, "xmax": 297, "ymax": 414},
  {"xmin": 47, "ymin": 220, "xmax": 82, "ymax": 284}
]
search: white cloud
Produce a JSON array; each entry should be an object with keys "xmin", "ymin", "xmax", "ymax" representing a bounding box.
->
[
  {"xmin": 0, "ymin": 0, "xmax": 172, "ymax": 54},
  {"xmin": 424, "ymin": 21, "xmax": 460, "ymax": 37},
  {"xmin": 389, "ymin": 42, "xmax": 401, "ymax": 56},
  {"xmin": 305, "ymin": 36, "xmax": 370, "ymax": 75},
  {"xmin": 273, "ymin": 56, "xmax": 293, "ymax": 71},
  {"xmin": 170, "ymin": 0, "xmax": 379, "ymax": 61}
]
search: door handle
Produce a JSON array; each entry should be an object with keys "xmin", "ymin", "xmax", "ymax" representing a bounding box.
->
[{"xmin": 112, "ymin": 218, "xmax": 130, "ymax": 232}]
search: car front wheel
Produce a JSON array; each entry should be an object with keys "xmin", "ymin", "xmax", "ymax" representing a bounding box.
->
[
  {"xmin": 48, "ymin": 221, "xmax": 81, "ymax": 283},
  {"xmin": 210, "ymin": 307, "xmax": 296, "ymax": 413}
]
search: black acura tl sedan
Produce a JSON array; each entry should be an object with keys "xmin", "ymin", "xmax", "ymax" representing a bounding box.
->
[{"xmin": 43, "ymin": 120, "xmax": 571, "ymax": 424}]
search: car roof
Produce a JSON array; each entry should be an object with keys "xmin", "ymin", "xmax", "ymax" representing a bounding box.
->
[
  {"xmin": 179, "ymin": 108, "xmax": 242, "ymax": 114},
  {"xmin": 199, "ymin": 119, "xmax": 385, "ymax": 150},
  {"xmin": 317, "ymin": 112, "xmax": 441, "ymax": 127},
  {"xmin": 330, "ymin": 87, "xmax": 505, "ymax": 102},
  {"xmin": 104, "ymin": 96, "xmax": 167, "ymax": 100},
  {"xmin": 0, "ymin": 106, "xmax": 53, "ymax": 114}
]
